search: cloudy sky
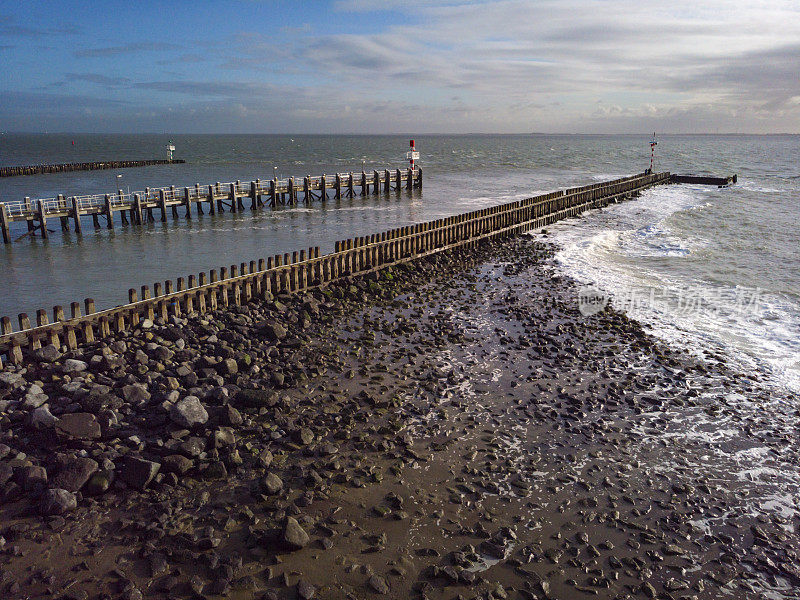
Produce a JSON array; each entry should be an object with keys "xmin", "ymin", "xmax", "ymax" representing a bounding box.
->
[{"xmin": 1, "ymin": 0, "xmax": 798, "ymax": 133}]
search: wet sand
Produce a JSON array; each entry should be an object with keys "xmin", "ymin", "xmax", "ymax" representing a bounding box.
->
[{"xmin": 0, "ymin": 235, "xmax": 798, "ymax": 600}]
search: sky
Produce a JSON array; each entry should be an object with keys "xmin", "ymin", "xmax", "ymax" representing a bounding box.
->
[{"xmin": 1, "ymin": 0, "xmax": 798, "ymax": 134}]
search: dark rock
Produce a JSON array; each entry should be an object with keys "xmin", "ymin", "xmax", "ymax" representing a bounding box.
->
[
  {"xmin": 122, "ymin": 384, "xmax": 151, "ymax": 405},
  {"xmin": 262, "ymin": 473, "xmax": 283, "ymax": 495},
  {"xmin": 51, "ymin": 457, "xmax": 98, "ymax": 492},
  {"xmin": 18, "ymin": 465, "xmax": 47, "ymax": 493},
  {"xmin": 120, "ymin": 456, "xmax": 160, "ymax": 490},
  {"xmin": 85, "ymin": 471, "xmax": 112, "ymax": 495},
  {"xmin": 367, "ymin": 575, "xmax": 390, "ymax": 595},
  {"xmin": 161, "ymin": 454, "xmax": 193, "ymax": 475},
  {"xmin": 259, "ymin": 322, "xmax": 287, "ymax": 342},
  {"xmin": 55, "ymin": 413, "xmax": 101, "ymax": 440},
  {"xmin": 234, "ymin": 389, "xmax": 277, "ymax": 408}
]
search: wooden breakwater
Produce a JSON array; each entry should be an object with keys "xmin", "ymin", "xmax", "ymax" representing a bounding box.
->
[
  {"xmin": 0, "ymin": 167, "xmax": 422, "ymax": 244},
  {"xmin": 0, "ymin": 171, "xmax": 670, "ymax": 365},
  {"xmin": 0, "ymin": 159, "xmax": 185, "ymax": 178},
  {"xmin": 671, "ymin": 174, "xmax": 737, "ymax": 187}
]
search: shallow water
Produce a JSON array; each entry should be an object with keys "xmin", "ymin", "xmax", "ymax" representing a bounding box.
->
[{"xmin": 1, "ymin": 133, "xmax": 798, "ymax": 393}]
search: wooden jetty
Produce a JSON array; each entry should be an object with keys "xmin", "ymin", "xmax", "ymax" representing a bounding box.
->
[
  {"xmin": 0, "ymin": 167, "xmax": 422, "ymax": 244},
  {"xmin": 671, "ymin": 174, "xmax": 737, "ymax": 187},
  {"xmin": 0, "ymin": 159, "xmax": 185, "ymax": 178},
  {"xmin": 0, "ymin": 171, "xmax": 670, "ymax": 365}
]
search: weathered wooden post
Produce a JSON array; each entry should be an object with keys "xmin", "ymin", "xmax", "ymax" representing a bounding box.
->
[
  {"xmin": 270, "ymin": 178, "xmax": 278, "ymax": 207},
  {"xmin": 133, "ymin": 194, "xmax": 144, "ymax": 225},
  {"xmin": 184, "ymin": 187, "xmax": 192, "ymax": 218},
  {"xmin": 335, "ymin": 173, "xmax": 342, "ymax": 199},
  {"xmin": 37, "ymin": 200, "xmax": 48, "ymax": 239},
  {"xmin": 250, "ymin": 181, "xmax": 258, "ymax": 210},
  {"xmin": 320, "ymin": 175, "xmax": 327, "ymax": 201},
  {"xmin": 288, "ymin": 177, "xmax": 295, "ymax": 205},
  {"xmin": 348, "ymin": 172, "xmax": 354, "ymax": 197},
  {"xmin": 158, "ymin": 190, "xmax": 168, "ymax": 222},
  {"xmin": 70, "ymin": 197, "xmax": 82, "ymax": 234},
  {"xmin": 0, "ymin": 203, "xmax": 10, "ymax": 244},
  {"xmin": 303, "ymin": 176, "xmax": 310, "ymax": 203},
  {"xmin": 373, "ymin": 170, "xmax": 381, "ymax": 194}
]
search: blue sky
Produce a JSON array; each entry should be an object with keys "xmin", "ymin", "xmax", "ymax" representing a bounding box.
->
[{"xmin": 1, "ymin": 0, "xmax": 799, "ymax": 133}]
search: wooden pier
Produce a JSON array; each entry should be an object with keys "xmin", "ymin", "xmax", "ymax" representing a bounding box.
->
[
  {"xmin": 0, "ymin": 159, "xmax": 185, "ymax": 178},
  {"xmin": 0, "ymin": 167, "xmax": 422, "ymax": 244},
  {"xmin": 0, "ymin": 171, "xmax": 670, "ymax": 365}
]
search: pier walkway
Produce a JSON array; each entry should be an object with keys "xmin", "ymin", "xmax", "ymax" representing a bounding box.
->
[{"xmin": 0, "ymin": 167, "xmax": 422, "ymax": 244}]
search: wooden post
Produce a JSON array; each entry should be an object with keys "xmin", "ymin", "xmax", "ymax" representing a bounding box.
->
[
  {"xmin": 184, "ymin": 187, "xmax": 192, "ymax": 218},
  {"xmin": 374, "ymin": 170, "xmax": 380, "ymax": 194},
  {"xmin": 207, "ymin": 183, "xmax": 216, "ymax": 215},
  {"xmin": 304, "ymin": 176, "xmax": 310, "ymax": 203},
  {"xmin": 250, "ymin": 181, "xmax": 258, "ymax": 210},
  {"xmin": 361, "ymin": 171, "xmax": 367, "ymax": 195},
  {"xmin": 133, "ymin": 194, "xmax": 144, "ymax": 225},
  {"xmin": 320, "ymin": 175, "xmax": 327, "ymax": 201},
  {"xmin": 348, "ymin": 172, "xmax": 354, "ymax": 197},
  {"xmin": 229, "ymin": 183, "xmax": 237, "ymax": 213},
  {"xmin": 407, "ymin": 167, "xmax": 413, "ymax": 190},
  {"xmin": 24, "ymin": 197, "xmax": 34, "ymax": 233},
  {"xmin": 70, "ymin": 197, "xmax": 82, "ymax": 233},
  {"xmin": 335, "ymin": 173, "xmax": 342, "ymax": 199},
  {"xmin": 37, "ymin": 200, "xmax": 48, "ymax": 239},
  {"xmin": 270, "ymin": 178, "xmax": 277, "ymax": 207},
  {"xmin": 0, "ymin": 203, "xmax": 10, "ymax": 244},
  {"xmin": 103, "ymin": 194, "xmax": 113, "ymax": 229},
  {"xmin": 288, "ymin": 178, "xmax": 295, "ymax": 205},
  {"xmin": 159, "ymin": 190, "xmax": 168, "ymax": 222}
]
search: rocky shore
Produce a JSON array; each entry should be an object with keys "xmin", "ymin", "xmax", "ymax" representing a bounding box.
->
[{"xmin": 0, "ymin": 235, "xmax": 797, "ymax": 600}]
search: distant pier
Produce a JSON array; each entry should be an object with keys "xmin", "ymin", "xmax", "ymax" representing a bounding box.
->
[
  {"xmin": 0, "ymin": 159, "xmax": 186, "ymax": 178},
  {"xmin": 0, "ymin": 167, "xmax": 422, "ymax": 244}
]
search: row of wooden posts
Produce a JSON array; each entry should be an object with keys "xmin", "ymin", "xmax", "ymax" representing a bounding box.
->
[
  {"xmin": 0, "ymin": 171, "xmax": 671, "ymax": 365},
  {"xmin": 0, "ymin": 167, "xmax": 422, "ymax": 244},
  {"xmin": 0, "ymin": 159, "xmax": 185, "ymax": 178}
]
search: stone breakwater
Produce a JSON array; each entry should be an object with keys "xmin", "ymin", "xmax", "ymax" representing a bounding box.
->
[
  {"xmin": 0, "ymin": 235, "xmax": 797, "ymax": 600},
  {"xmin": 0, "ymin": 160, "xmax": 186, "ymax": 178}
]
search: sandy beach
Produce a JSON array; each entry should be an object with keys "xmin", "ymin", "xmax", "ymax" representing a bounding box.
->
[{"xmin": 0, "ymin": 233, "xmax": 797, "ymax": 600}]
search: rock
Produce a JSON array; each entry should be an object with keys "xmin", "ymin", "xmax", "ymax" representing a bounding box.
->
[
  {"xmin": 218, "ymin": 358, "xmax": 238, "ymax": 376},
  {"xmin": 27, "ymin": 405, "xmax": 59, "ymax": 429},
  {"xmin": 202, "ymin": 461, "xmax": 228, "ymax": 479},
  {"xmin": 22, "ymin": 385, "xmax": 49, "ymax": 409},
  {"xmin": 367, "ymin": 575, "xmax": 390, "ymax": 595},
  {"xmin": 259, "ymin": 322, "xmax": 287, "ymax": 342},
  {"xmin": 0, "ymin": 371, "xmax": 24, "ymax": 388},
  {"xmin": 140, "ymin": 318, "xmax": 154, "ymax": 329},
  {"xmin": 18, "ymin": 465, "xmax": 47, "ymax": 492},
  {"xmin": 234, "ymin": 389, "xmax": 277, "ymax": 408},
  {"xmin": 51, "ymin": 458, "xmax": 98, "ymax": 492},
  {"xmin": 122, "ymin": 384, "xmax": 151, "ymax": 405},
  {"xmin": 120, "ymin": 456, "xmax": 160, "ymax": 490},
  {"xmin": 222, "ymin": 404, "xmax": 243, "ymax": 426},
  {"xmin": 297, "ymin": 580, "xmax": 316, "ymax": 600},
  {"xmin": 55, "ymin": 413, "xmax": 101, "ymax": 440},
  {"xmin": 85, "ymin": 471, "xmax": 112, "ymax": 495},
  {"xmin": 282, "ymin": 517, "xmax": 309, "ymax": 550},
  {"xmin": 257, "ymin": 449, "xmax": 273, "ymax": 469},
  {"xmin": 213, "ymin": 427, "xmax": 236, "ymax": 448},
  {"xmin": 262, "ymin": 473, "xmax": 283, "ymax": 495},
  {"xmin": 161, "ymin": 454, "xmax": 193, "ymax": 475},
  {"xmin": 295, "ymin": 428, "xmax": 314, "ymax": 446},
  {"xmin": 40, "ymin": 488, "xmax": 77, "ymax": 515},
  {"xmin": 34, "ymin": 344, "xmax": 62, "ymax": 362},
  {"xmin": 169, "ymin": 396, "xmax": 208, "ymax": 428},
  {"xmin": 62, "ymin": 359, "xmax": 88, "ymax": 373}
]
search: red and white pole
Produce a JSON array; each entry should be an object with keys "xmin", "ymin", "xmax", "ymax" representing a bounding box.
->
[{"xmin": 409, "ymin": 139, "xmax": 416, "ymax": 171}]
